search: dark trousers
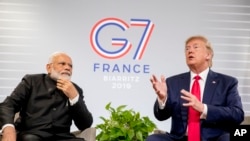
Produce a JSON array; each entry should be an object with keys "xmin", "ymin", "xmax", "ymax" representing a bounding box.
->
[
  {"xmin": 17, "ymin": 133, "xmax": 85, "ymax": 141},
  {"xmin": 146, "ymin": 133, "xmax": 187, "ymax": 141},
  {"xmin": 146, "ymin": 132, "xmax": 229, "ymax": 141}
]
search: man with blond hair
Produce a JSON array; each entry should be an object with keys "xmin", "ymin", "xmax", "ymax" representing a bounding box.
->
[{"xmin": 146, "ymin": 35, "xmax": 244, "ymax": 141}]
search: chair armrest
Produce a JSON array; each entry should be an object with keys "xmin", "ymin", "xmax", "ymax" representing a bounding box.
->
[
  {"xmin": 153, "ymin": 129, "xmax": 166, "ymax": 134},
  {"xmin": 0, "ymin": 128, "xmax": 96, "ymax": 141},
  {"xmin": 241, "ymin": 116, "xmax": 250, "ymax": 125},
  {"xmin": 71, "ymin": 127, "xmax": 96, "ymax": 141}
]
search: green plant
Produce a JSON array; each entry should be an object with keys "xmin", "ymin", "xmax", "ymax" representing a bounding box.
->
[{"xmin": 96, "ymin": 102, "xmax": 157, "ymax": 141}]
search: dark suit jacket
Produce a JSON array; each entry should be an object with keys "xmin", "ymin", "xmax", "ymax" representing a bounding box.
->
[
  {"xmin": 153, "ymin": 70, "xmax": 244, "ymax": 140},
  {"xmin": 0, "ymin": 74, "xmax": 93, "ymax": 137}
]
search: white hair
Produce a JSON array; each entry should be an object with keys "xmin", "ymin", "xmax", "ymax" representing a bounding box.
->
[{"xmin": 48, "ymin": 51, "xmax": 68, "ymax": 64}]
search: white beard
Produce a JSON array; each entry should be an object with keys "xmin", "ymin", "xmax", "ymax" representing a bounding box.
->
[{"xmin": 50, "ymin": 68, "xmax": 71, "ymax": 81}]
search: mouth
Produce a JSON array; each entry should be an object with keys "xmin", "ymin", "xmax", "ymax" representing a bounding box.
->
[
  {"xmin": 61, "ymin": 72, "xmax": 71, "ymax": 76},
  {"xmin": 59, "ymin": 72, "xmax": 71, "ymax": 80},
  {"xmin": 188, "ymin": 55, "xmax": 194, "ymax": 59}
]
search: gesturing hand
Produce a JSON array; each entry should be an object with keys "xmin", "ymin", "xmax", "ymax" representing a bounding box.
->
[
  {"xmin": 180, "ymin": 89, "xmax": 204, "ymax": 113},
  {"xmin": 150, "ymin": 74, "xmax": 167, "ymax": 101}
]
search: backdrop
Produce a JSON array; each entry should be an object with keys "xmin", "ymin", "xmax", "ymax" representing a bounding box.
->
[{"xmin": 0, "ymin": 0, "xmax": 250, "ymax": 132}]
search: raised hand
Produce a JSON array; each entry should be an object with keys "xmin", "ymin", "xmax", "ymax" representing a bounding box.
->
[
  {"xmin": 180, "ymin": 89, "xmax": 204, "ymax": 113},
  {"xmin": 150, "ymin": 74, "xmax": 167, "ymax": 101}
]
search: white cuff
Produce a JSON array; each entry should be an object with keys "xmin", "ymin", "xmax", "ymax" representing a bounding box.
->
[
  {"xmin": 158, "ymin": 98, "xmax": 167, "ymax": 109},
  {"xmin": 200, "ymin": 104, "xmax": 208, "ymax": 119},
  {"xmin": 69, "ymin": 94, "xmax": 79, "ymax": 106},
  {"xmin": 1, "ymin": 124, "xmax": 15, "ymax": 134}
]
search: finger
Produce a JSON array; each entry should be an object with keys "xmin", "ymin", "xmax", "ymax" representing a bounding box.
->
[
  {"xmin": 150, "ymin": 78, "xmax": 154, "ymax": 83},
  {"xmin": 57, "ymin": 79, "xmax": 69, "ymax": 86},
  {"xmin": 57, "ymin": 83, "xmax": 63, "ymax": 88},
  {"xmin": 180, "ymin": 89, "xmax": 190, "ymax": 97},
  {"xmin": 57, "ymin": 80, "xmax": 63, "ymax": 85},
  {"xmin": 182, "ymin": 103, "xmax": 191, "ymax": 107},
  {"xmin": 180, "ymin": 95, "xmax": 190, "ymax": 101},
  {"xmin": 151, "ymin": 77, "xmax": 156, "ymax": 83},
  {"xmin": 181, "ymin": 96, "xmax": 192, "ymax": 107},
  {"xmin": 152, "ymin": 75, "xmax": 158, "ymax": 82},
  {"xmin": 160, "ymin": 75, "xmax": 165, "ymax": 82},
  {"xmin": 57, "ymin": 79, "xmax": 63, "ymax": 84}
]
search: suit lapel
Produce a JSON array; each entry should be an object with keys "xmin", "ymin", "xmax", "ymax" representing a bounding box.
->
[
  {"xmin": 180, "ymin": 72, "xmax": 191, "ymax": 128},
  {"xmin": 202, "ymin": 70, "xmax": 218, "ymax": 104}
]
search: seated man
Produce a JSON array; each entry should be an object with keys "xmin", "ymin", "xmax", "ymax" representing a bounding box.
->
[
  {"xmin": 147, "ymin": 35, "xmax": 244, "ymax": 141},
  {"xmin": 0, "ymin": 52, "xmax": 93, "ymax": 141}
]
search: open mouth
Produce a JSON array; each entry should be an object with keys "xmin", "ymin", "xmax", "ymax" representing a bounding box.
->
[{"xmin": 188, "ymin": 55, "xmax": 194, "ymax": 59}]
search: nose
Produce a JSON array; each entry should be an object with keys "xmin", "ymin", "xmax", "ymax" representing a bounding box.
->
[
  {"xmin": 186, "ymin": 48, "xmax": 193, "ymax": 54},
  {"xmin": 64, "ymin": 64, "xmax": 72, "ymax": 71},
  {"xmin": 188, "ymin": 49, "xmax": 193, "ymax": 54}
]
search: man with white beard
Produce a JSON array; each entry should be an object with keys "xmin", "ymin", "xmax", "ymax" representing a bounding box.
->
[{"xmin": 0, "ymin": 52, "xmax": 93, "ymax": 141}]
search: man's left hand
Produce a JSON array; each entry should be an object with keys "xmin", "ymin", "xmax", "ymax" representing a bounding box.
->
[{"xmin": 180, "ymin": 89, "xmax": 204, "ymax": 113}]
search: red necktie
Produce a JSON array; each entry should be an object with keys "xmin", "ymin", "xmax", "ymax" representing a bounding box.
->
[{"xmin": 188, "ymin": 75, "xmax": 201, "ymax": 141}]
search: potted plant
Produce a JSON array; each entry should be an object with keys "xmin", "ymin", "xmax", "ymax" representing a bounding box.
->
[{"xmin": 96, "ymin": 102, "xmax": 157, "ymax": 141}]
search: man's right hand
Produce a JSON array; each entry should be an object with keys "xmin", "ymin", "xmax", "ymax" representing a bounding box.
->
[
  {"xmin": 2, "ymin": 126, "xmax": 16, "ymax": 141},
  {"xmin": 150, "ymin": 74, "xmax": 167, "ymax": 101}
]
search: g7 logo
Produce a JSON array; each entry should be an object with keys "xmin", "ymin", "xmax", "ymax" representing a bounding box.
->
[{"xmin": 90, "ymin": 17, "xmax": 154, "ymax": 60}]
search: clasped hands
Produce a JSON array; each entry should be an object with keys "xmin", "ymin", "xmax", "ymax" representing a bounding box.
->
[{"xmin": 150, "ymin": 75, "xmax": 204, "ymax": 113}]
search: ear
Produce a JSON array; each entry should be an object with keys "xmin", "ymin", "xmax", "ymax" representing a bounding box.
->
[
  {"xmin": 206, "ymin": 55, "xmax": 210, "ymax": 59},
  {"xmin": 206, "ymin": 53, "xmax": 211, "ymax": 60},
  {"xmin": 46, "ymin": 64, "xmax": 51, "ymax": 73}
]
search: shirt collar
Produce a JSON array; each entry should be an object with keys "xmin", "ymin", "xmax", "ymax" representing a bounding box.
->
[{"xmin": 190, "ymin": 67, "xmax": 209, "ymax": 81}]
